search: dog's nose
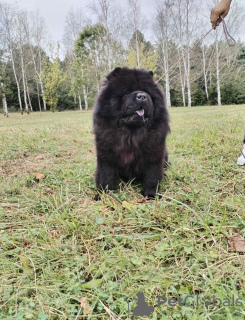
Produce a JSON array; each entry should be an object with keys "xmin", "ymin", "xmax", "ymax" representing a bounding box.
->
[{"xmin": 136, "ymin": 93, "xmax": 147, "ymax": 101}]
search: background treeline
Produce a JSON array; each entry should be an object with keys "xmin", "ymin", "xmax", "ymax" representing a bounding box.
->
[{"xmin": 1, "ymin": 0, "xmax": 245, "ymax": 116}]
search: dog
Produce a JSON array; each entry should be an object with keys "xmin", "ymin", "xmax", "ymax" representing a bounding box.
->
[{"xmin": 93, "ymin": 67, "xmax": 170, "ymax": 199}]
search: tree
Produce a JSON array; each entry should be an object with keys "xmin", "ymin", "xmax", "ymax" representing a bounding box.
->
[
  {"xmin": 0, "ymin": 65, "xmax": 9, "ymax": 117},
  {"xmin": 0, "ymin": 3, "xmax": 23, "ymax": 114},
  {"xmin": 154, "ymin": 0, "xmax": 173, "ymax": 108},
  {"xmin": 29, "ymin": 11, "xmax": 48, "ymax": 111},
  {"xmin": 127, "ymin": 0, "xmax": 146, "ymax": 67},
  {"xmin": 90, "ymin": 0, "xmax": 126, "ymax": 72},
  {"xmin": 41, "ymin": 50, "xmax": 66, "ymax": 112},
  {"xmin": 128, "ymin": 35, "xmax": 158, "ymax": 72},
  {"xmin": 76, "ymin": 24, "xmax": 108, "ymax": 95}
]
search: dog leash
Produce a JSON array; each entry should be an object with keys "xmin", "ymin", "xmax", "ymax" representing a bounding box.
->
[{"xmin": 156, "ymin": 17, "xmax": 236, "ymax": 83}]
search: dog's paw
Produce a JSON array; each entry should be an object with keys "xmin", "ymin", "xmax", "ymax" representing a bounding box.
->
[{"xmin": 94, "ymin": 194, "xmax": 101, "ymax": 201}]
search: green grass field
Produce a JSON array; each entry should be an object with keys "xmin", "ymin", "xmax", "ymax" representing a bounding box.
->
[{"xmin": 1, "ymin": 105, "xmax": 245, "ymax": 320}]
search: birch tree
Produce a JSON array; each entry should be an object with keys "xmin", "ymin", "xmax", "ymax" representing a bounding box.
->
[
  {"xmin": 63, "ymin": 7, "xmax": 87, "ymax": 109},
  {"xmin": 0, "ymin": 3, "xmax": 23, "ymax": 114},
  {"xmin": 30, "ymin": 11, "xmax": 48, "ymax": 111},
  {"xmin": 154, "ymin": 0, "xmax": 173, "ymax": 108},
  {"xmin": 16, "ymin": 10, "xmax": 29, "ymax": 113},
  {"xmin": 63, "ymin": 7, "xmax": 87, "ymax": 56},
  {"xmin": 0, "ymin": 66, "xmax": 9, "ymax": 117},
  {"xmin": 90, "ymin": 1, "xmax": 111, "ymax": 71},
  {"xmin": 90, "ymin": 0, "xmax": 125, "ymax": 72},
  {"xmin": 127, "ymin": 0, "xmax": 145, "ymax": 68},
  {"xmin": 170, "ymin": 0, "xmax": 199, "ymax": 107}
]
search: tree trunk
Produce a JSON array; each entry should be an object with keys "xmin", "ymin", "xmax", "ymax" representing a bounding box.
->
[
  {"xmin": 202, "ymin": 46, "xmax": 209, "ymax": 102},
  {"xmin": 83, "ymin": 86, "xmax": 88, "ymax": 110},
  {"xmin": 185, "ymin": 0, "xmax": 191, "ymax": 107},
  {"xmin": 216, "ymin": 41, "xmax": 221, "ymax": 106},
  {"xmin": 29, "ymin": 45, "xmax": 43, "ymax": 112},
  {"xmin": 163, "ymin": 46, "xmax": 171, "ymax": 108},
  {"xmin": 20, "ymin": 53, "xmax": 29, "ymax": 114},
  {"xmin": 106, "ymin": 30, "xmax": 112, "ymax": 71},
  {"xmin": 135, "ymin": 30, "xmax": 140, "ymax": 67},
  {"xmin": 78, "ymin": 94, "xmax": 82, "ymax": 110},
  {"xmin": 1, "ymin": 82, "xmax": 8, "ymax": 117},
  {"xmin": 36, "ymin": 83, "xmax": 42, "ymax": 111},
  {"xmin": 38, "ymin": 50, "xmax": 47, "ymax": 111},
  {"xmin": 10, "ymin": 50, "xmax": 23, "ymax": 114},
  {"xmin": 26, "ymin": 80, "xmax": 33, "ymax": 111},
  {"xmin": 40, "ymin": 80, "xmax": 47, "ymax": 111},
  {"xmin": 3, "ymin": 94, "xmax": 8, "ymax": 117},
  {"xmin": 186, "ymin": 51, "xmax": 192, "ymax": 108},
  {"xmin": 179, "ymin": 61, "xmax": 186, "ymax": 107}
]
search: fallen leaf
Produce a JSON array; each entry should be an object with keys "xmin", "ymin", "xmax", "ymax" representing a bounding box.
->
[
  {"xmin": 8, "ymin": 246, "xmax": 16, "ymax": 251},
  {"xmin": 35, "ymin": 173, "xmax": 45, "ymax": 181},
  {"xmin": 9, "ymin": 205, "xmax": 18, "ymax": 210},
  {"xmin": 137, "ymin": 197, "xmax": 148, "ymax": 203},
  {"xmin": 35, "ymin": 155, "xmax": 44, "ymax": 161},
  {"xmin": 23, "ymin": 240, "xmax": 32, "ymax": 247},
  {"xmin": 221, "ymin": 139, "xmax": 224, "ymax": 144},
  {"xmin": 79, "ymin": 297, "xmax": 91, "ymax": 315},
  {"xmin": 183, "ymin": 186, "xmax": 192, "ymax": 193},
  {"xmin": 88, "ymin": 150, "xmax": 94, "ymax": 154},
  {"xmin": 45, "ymin": 187, "xmax": 53, "ymax": 194},
  {"xmin": 228, "ymin": 233, "xmax": 245, "ymax": 252}
]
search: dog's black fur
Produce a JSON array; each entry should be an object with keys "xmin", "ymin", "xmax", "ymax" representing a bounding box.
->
[{"xmin": 93, "ymin": 67, "xmax": 170, "ymax": 199}]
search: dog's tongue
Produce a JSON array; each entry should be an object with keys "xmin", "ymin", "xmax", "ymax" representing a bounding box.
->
[{"xmin": 135, "ymin": 109, "xmax": 144, "ymax": 117}]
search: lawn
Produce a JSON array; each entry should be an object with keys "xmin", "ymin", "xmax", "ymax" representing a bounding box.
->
[{"xmin": 1, "ymin": 105, "xmax": 245, "ymax": 320}]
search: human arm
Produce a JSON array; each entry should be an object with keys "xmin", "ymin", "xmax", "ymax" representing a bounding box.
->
[{"xmin": 210, "ymin": 0, "xmax": 232, "ymax": 29}]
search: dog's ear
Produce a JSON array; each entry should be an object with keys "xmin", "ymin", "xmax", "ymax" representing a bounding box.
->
[
  {"xmin": 106, "ymin": 67, "xmax": 122, "ymax": 80},
  {"xmin": 149, "ymin": 71, "xmax": 154, "ymax": 77}
]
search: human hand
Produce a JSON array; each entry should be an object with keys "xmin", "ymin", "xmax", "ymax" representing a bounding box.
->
[{"xmin": 210, "ymin": 0, "xmax": 231, "ymax": 29}]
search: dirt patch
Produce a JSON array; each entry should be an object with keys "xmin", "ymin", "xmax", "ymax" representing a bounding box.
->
[{"xmin": 0, "ymin": 154, "xmax": 51, "ymax": 178}]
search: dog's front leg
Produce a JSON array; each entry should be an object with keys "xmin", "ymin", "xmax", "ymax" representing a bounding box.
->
[
  {"xmin": 95, "ymin": 159, "xmax": 118, "ymax": 200},
  {"xmin": 142, "ymin": 162, "xmax": 163, "ymax": 198}
]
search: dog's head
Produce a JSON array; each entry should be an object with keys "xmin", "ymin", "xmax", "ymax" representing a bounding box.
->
[
  {"xmin": 95, "ymin": 67, "xmax": 166, "ymax": 129},
  {"xmin": 120, "ymin": 90, "xmax": 153, "ymax": 127}
]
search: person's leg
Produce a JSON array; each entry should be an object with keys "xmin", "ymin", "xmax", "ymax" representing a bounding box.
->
[{"xmin": 237, "ymin": 129, "xmax": 245, "ymax": 166}]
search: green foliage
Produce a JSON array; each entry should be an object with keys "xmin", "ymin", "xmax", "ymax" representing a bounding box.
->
[
  {"xmin": 128, "ymin": 44, "xmax": 158, "ymax": 72},
  {"xmin": 127, "ymin": 31, "xmax": 158, "ymax": 72},
  {"xmin": 41, "ymin": 54, "xmax": 66, "ymax": 112},
  {"xmin": 128, "ymin": 30, "xmax": 146, "ymax": 51},
  {"xmin": 75, "ymin": 24, "xmax": 106, "ymax": 57},
  {"xmin": 0, "ymin": 62, "xmax": 12, "ymax": 103}
]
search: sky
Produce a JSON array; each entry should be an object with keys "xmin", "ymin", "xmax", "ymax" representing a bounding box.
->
[
  {"xmin": 7, "ymin": 0, "xmax": 245, "ymax": 46},
  {"xmin": 7, "ymin": 0, "xmax": 156, "ymax": 43}
]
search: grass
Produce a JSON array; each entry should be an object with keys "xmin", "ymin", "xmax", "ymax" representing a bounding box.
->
[{"xmin": 0, "ymin": 105, "xmax": 245, "ymax": 320}]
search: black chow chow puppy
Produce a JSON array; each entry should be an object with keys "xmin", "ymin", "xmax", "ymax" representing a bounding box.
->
[{"xmin": 93, "ymin": 67, "xmax": 170, "ymax": 199}]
